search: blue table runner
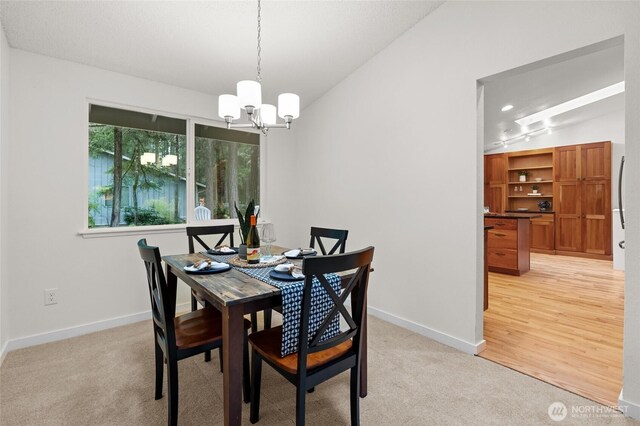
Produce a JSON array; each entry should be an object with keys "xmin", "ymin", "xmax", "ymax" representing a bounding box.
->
[{"xmin": 208, "ymin": 254, "xmax": 341, "ymax": 357}]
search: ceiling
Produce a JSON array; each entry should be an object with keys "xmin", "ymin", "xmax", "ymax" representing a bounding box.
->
[
  {"xmin": 483, "ymin": 42, "xmax": 624, "ymax": 152},
  {"xmin": 0, "ymin": 0, "xmax": 444, "ymax": 111}
]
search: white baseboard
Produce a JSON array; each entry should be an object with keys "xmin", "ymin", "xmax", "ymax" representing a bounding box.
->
[
  {"xmin": 0, "ymin": 302, "xmax": 190, "ymax": 359},
  {"xmin": 367, "ymin": 305, "xmax": 485, "ymax": 355},
  {"xmin": 619, "ymin": 389, "xmax": 640, "ymax": 419}
]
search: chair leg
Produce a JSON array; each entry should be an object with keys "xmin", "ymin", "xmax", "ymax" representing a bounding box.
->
[
  {"xmin": 307, "ymin": 387, "xmax": 315, "ymax": 393},
  {"xmin": 154, "ymin": 342, "xmax": 163, "ymax": 400},
  {"xmin": 250, "ymin": 349, "xmax": 262, "ymax": 424},
  {"xmin": 251, "ymin": 312, "xmax": 258, "ymax": 333},
  {"xmin": 167, "ymin": 358, "xmax": 179, "ymax": 426},
  {"xmin": 350, "ymin": 365, "xmax": 361, "ymax": 426},
  {"xmin": 243, "ymin": 332, "xmax": 251, "ymax": 403},
  {"xmin": 218, "ymin": 347, "xmax": 223, "ymax": 372},
  {"xmin": 263, "ymin": 308, "xmax": 272, "ymax": 329},
  {"xmin": 190, "ymin": 294, "xmax": 197, "ymax": 312},
  {"xmin": 204, "ymin": 350, "xmax": 211, "ymax": 362},
  {"xmin": 296, "ymin": 379, "xmax": 306, "ymax": 426}
]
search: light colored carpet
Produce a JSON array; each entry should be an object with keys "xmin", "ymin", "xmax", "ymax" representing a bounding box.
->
[{"xmin": 0, "ymin": 315, "xmax": 637, "ymax": 425}]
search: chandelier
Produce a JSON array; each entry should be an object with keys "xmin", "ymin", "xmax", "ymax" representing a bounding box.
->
[{"xmin": 218, "ymin": 0, "xmax": 299, "ymax": 133}]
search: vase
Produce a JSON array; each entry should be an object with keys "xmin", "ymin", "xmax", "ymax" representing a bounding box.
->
[
  {"xmin": 239, "ymin": 244, "xmax": 247, "ymax": 260},
  {"xmin": 519, "ymin": 175, "xmax": 526, "ymax": 182}
]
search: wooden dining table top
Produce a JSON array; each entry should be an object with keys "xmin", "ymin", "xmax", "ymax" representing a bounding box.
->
[{"xmin": 162, "ymin": 245, "xmax": 311, "ymax": 307}]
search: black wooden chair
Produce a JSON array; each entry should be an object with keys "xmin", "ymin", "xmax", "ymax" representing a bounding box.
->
[
  {"xmin": 263, "ymin": 226, "xmax": 350, "ymax": 330},
  {"xmin": 187, "ymin": 225, "xmax": 262, "ymax": 335},
  {"xmin": 309, "ymin": 226, "xmax": 349, "ymax": 255},
  {"xmin": 186, "ymin": 225, "xmax": 235, "ymax": 311},
  {"xmin": 249, "ymin": 246, "xmax": 375, "ymax": 425},
  {"xmin": 137, "ymin": 238, "xmax": 251, "ymax": 426}
]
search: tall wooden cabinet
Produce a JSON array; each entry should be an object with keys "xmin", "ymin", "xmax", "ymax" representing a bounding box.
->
[
  {"xmin": 484, "ymin": 153, "xmax": 506, "ymax": 213},
  {"xmin": 554, "ymin": 142, "xmax": 611, "ymax": 257}
]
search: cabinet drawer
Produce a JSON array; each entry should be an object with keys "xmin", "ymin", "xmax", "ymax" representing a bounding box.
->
[
  {"xmin": 485, "ymin": 218, "xmax": 517, "ymax": 230},
  {"xmin": 487, "ymin": 229, "xmax": 517, "ymax": 249},
  {"xmin": 488, "ymin": 248, "xmax": 518, "ymax": 269},
  {"xmin": 530, "ymin": 214, "xmax": 554, "ymax": 224}
]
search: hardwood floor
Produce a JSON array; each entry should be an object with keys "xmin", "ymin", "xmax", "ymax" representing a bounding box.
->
[{"xmin": 480, "ymin": 253, "xmax": 624, "ymax": 407}]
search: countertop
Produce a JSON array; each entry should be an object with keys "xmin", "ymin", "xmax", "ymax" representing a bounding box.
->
[
  {"xmin": 484, "ymin": 213, "xmax": 542, "ymax": 219},
  {"xmin": 505, "ymin": 210, "xmax": 554, "ymax": 214}
]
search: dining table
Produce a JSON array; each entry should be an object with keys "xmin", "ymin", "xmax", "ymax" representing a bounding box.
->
[{"xmin": 162, "ymin": 244, "xmax": 368, "ymax": 426}]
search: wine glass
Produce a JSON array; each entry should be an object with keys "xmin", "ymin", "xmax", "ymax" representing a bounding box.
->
[{"xmin": 260, "ymin": 223, "xmax": 276, "ymax": 259}]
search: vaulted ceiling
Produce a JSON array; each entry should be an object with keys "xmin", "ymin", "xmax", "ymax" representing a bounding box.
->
[{"xmin": 0, "ymin": 1, "xmax": 444, "ymax": 110}]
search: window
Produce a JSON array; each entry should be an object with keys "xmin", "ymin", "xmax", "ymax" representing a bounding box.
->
[
  {"xmin": 88, "ymin": 104, "xmax": 260, "ymax": 229},
  {"xmin": 88, "ymin": 105, "xmax": 187, "ymax": 228},
  {"xmin": 194, "ymin": 124, "xmax": 260, "ymax": 220}
]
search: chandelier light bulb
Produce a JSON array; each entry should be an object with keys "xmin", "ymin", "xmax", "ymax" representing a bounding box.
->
[
  {"xmin": 260, "ymin": 104, "xmax": 277, "ymax": 125},
  {"xmin": 162, "ymin": 154, "xmax": 177, "ymax": 166},
  {"xmin": 237, "ymin": 80, "xmax": 262, "ymax": 110},
  {"xmin": 278, "ymin": 93, "xmax": 300, "ymax": 119},
  {"xmin": 219, "ymin": 94, "xmax": 240, "ymax": 119}
]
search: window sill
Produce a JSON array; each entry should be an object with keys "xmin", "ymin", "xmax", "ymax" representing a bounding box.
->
[
  {"xmin": 79, "ymin": 218, "xmax": 270, "ymax": 239},
  {"xmin": 80, "ymin": 224, "xmax": 187, "ymax": 238}
]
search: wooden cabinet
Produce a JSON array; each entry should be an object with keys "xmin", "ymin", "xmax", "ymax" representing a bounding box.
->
[
  {"xmin": 530, "ymin": 214, "xmax": 555, "ymax": 253},
  {"xmin": 484, "ymin": 154, "xmax": 506, "ymax": 213},
  {"xmin": 485, "ymin": 217, "xmax": 531, "ymax": 275},
  {"xmin": 554, "ymin": 142, "xmax": 611, "ymax": 258}
]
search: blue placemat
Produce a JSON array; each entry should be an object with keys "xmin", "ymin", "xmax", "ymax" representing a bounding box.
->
[{"xmin": 208, "ymin": 254, "xmax": 341, "ymax": 356}]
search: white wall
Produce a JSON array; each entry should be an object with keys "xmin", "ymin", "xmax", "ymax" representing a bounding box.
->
[
  {"xmin": 2, "ymin": 49, "xmax": 298, "ymax": 346},
  {"xmin": 0, "ymin": 21, "xmax": 9, "ymax": 359},
  {"xmin": 292, "ymin": 0, "xmax": 640, "ymax": 414}
]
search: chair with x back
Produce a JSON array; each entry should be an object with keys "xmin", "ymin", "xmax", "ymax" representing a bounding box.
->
[
  {"xmin": 309, "ymin": 226, "xmax": 349, "ymax": 255},
  {"xmin": 249, "ymin": 246, "xmax": 375, "ymax": 425},
  {"xmin": 186, "ymin": 225, "xmax": 236, "ymax": 363},
  {"xmin": 137, "ymin": 238, "xmax": 251, "ymax": 426},
  {"xmin": 262, "ymin": 226, "xmax": 350, "ymax": 332},
  {"xmin": 186, "ymin": 225, "xmax": 235, "ymax": 310}
]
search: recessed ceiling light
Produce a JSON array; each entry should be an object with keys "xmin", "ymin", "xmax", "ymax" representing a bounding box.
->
[
  {"xmin": 515, "ymin": 81, "xmax": 625, "ymax": 127},
  {"xmin": 501, "ymin": 104, "xmax": 514, "ymax": 112}
]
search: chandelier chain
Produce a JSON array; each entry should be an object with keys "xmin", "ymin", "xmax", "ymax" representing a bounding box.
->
[{"xmin": 256, "ymin": 0, "xmax": 262, "ymax": 83}]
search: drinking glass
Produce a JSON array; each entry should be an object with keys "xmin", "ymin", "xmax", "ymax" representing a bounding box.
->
[{"xmin": 260, "ymin": 223, "xmax": 276, "ymax": 259}]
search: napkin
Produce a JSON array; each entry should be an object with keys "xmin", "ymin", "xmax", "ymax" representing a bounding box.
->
[
  {"xmin": 274, "ymin": 263, "xmax": 305, "ymax": 279},
  {"xmin": 189, "ymin": 260, "xmax": 228, "ymax": 270},
  {"xmin": 215, "ymin": 246, "xmax": 236, "ymax": 253},
  {"xmin": 284, "ymin": 248, "xmax": 316, "ymax": 257}
]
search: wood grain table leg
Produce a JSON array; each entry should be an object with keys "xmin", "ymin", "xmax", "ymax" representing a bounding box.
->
[
  {"xmin": 222, "ymin": 304, "xmax": 245, "ymax": 426},
  {"xmin": 165, "ymin": 264, "xmax": 178, "ymax": 319}
]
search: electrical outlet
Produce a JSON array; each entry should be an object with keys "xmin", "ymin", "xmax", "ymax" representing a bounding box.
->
[{"xmin": 44, "ymin": 288, "xmax": 58, "ymax": 306}]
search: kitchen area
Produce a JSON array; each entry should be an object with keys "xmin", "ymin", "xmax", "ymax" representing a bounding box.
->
[{"xmin": 479, "ymin": 39, "xmax": 625, "ymax": 407}]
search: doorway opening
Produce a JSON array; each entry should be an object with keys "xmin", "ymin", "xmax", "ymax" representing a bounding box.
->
[{"xmin": 478, "ymin": 37, "xmax": 625, "ymax": 407}]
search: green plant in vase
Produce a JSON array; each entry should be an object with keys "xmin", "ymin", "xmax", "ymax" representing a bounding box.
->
[
  {"xmin": 531, "ymin": 185, "xmax": 540, "ymax": 193},
  {"xmin": 518, "ymin": 170, "xmax": 529, "ymax": 182},
  {"xmin": 234, "ymin": 200, "xmax": 257, "ymax": 259}
]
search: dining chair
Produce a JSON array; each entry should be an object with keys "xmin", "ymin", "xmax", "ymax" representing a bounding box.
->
[
  {"xmin": 249, "ymin": 246, "xmax": 375, "ymax": 425},
  {"xmin": 262, "ymin": 226, "xmax": 351, "ymax": 332},
  {"xmin": 187, "ymin": 225, "xmax": 261, "ymax": 332},
  {"xmin": 137, "ymin": 238, "xmax": 251, "ymax": 426},
  {"xmin": 309, "ymin": 226, "xmax": 349, "ymax": 255},
  {"xmin": 187, "ymin": 225, "xmax": 237, "ymax": 363},
  {"xmin": 187, "ymin": 225, "xmax": 235, "ymax": 311}
]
